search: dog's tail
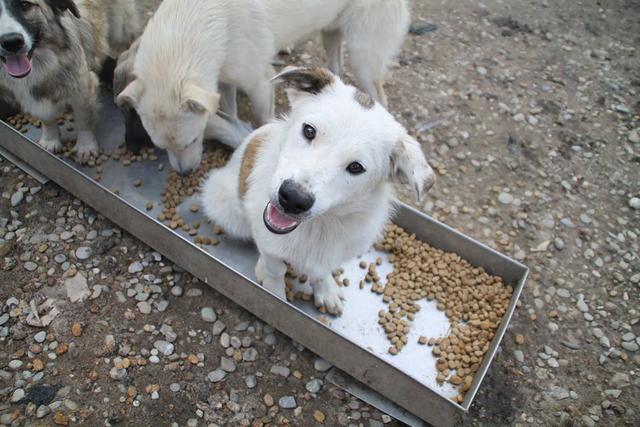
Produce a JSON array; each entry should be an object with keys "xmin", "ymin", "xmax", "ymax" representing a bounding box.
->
[
  {"xmin": 338, "ymin": 0, "xmax": 410, "ymax": 105},
  {"xmin": 201, "ymin": 157, "xmax": 252, "ymax": 241}
]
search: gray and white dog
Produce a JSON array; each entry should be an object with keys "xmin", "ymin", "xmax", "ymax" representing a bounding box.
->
[{"xmin": 0, "ymin": 0, "xmax": 153, "ymax": 162}]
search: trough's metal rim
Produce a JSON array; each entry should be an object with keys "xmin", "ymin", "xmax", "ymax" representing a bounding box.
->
[{"xmin": 0, "ymin": 117, "xmax": 528, "ymax": 424}]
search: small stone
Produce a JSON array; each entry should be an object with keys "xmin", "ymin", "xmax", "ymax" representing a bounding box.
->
[
  {"xmin": 208, "ymin": 369, "xmax": 226, "ymax": 383},
  {"xmin": 212, "ymin": 320, "xmax": 226, "ymax": 335},
  {"xmin": 629, "ymin": 197, "xmax": 640, "ymax": 210},
  {"xmin": 171, "ymin": 286, "xmax": 183, "ymax": 296},
  {"xmin": 264, "ymin": 394, "xmax": 274, "ymax": 407},
  {"xmin": 514, "ymin": 350, "xmax": 525, "ymax": 363},
  {"xmin": 600, "ymin": 336, "xmax": 610, "ymax": 348},
  {"xmin": 137, "ymin": 301, "xmax": 152, "ymax": 314},
  {"xmin": 154, "ymin": 340, "xmax": 175, "ymax": 356},
  {"xmin": 513, "ymin": 113, "xmax": 525, "ymax": 122},
  {"xmin": 553, "ymin": 238, "xmax": 565, "ymax": 250},
  {"xmin": 628, "ymin": 129, "xmax": 640, "ymax": 144},
  {"xmin": 314, "ymin": 410, "xmax": 326, "ymax": 423},
  {"xmin": 128, "ymin": 261, "xmax": 144, "ymax": 274},
  {"xmin": 170, "ymin": 383, "xmax": 180, "ymax": 392},
  {"xmin": 220, "ymin": 357, "xmax": 236, "ymax": 372},
  {"xmin": 270, "ymin": 365, "xmax": 290, "ymax": 377},
  {"xmin": 306, "ymin": 379, "xmax": 323, "ymax": 393},
  {"xmin": 9, "ymin": 359, "xmax": 23, "ymax": 369},
  {"xmin": 622, "ymin": 341, "xmax": 639, "ymax": 352},
  {"xmin": 278, "ymin": 395, "xmax": 296, "ymax": 409},
  {"xmin": 11, "ymin": 191, "xmax": 24, "ymax": 206},
  {"xmin": 71, "ymin": 322, "xmax": 82, "ymax": 337},
  {"xmin": 314, "ymin": 358, "xmax": 332, "ymax": 372},
  {"xmin": 54, "ymin": 412, "xmax": 69, "ymax": 426},
  {"xmin": 243, "ymin": 348, "xmax": 258, "ymax": 362},
  {"xmin": 65, "ymin": 273, "xmax": 90, "ymax": 302},
  {"xmin": 245, "ymin": 375, "xmax": 257, "ymax": 389},
  {"xmin": 264, "ymin": 333, "xmax": 277, "ymax": 345},
  {"xmin": 34, "ymin": 331, "xmax": 46, "ymax": 343},
  {"xmin": 498, "ymin": 192, "xmax": 514, "ymax": 204},
  {"xmin": 109, "ymin": 367, "xmax": 127, "ymax": 380},
  {"xmin": 24, "ymin": 261, "xmax": 38, "ymax": 271},
  {"xmin": 514, "ymin": 334, "xmax": 525, "ymax": 345},
  {"xmin": 75, "ymin": 247, "xmax": 91, "ymax": 260},
  {"xmin": 551, "ymin": 386, "xmax": 569, "ymax": 400},
  {"xmin": 201, "ymin": 307, "xmax": 217, "ymax": 323},
  {"xmin": 605, "ymin": 389, "xmax": 622, "ymax": 398},
  {"xmin": 11, "ymin": 388, "xmax": 25, "ymax": 402},
  {"xmin": 36, "ymin": 405, "xmax": 51, "ymax": 418}
]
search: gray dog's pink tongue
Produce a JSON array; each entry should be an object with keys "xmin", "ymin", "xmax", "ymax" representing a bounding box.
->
[{"xmin": 3, "ymin": 54, "xmax": 31, "ymax": 77}]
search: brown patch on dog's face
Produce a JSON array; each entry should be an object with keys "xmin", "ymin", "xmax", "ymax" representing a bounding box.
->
[
  {"xmin": 354, "ymin": 90, "xmax": 375, "ymax": 109},
  {"xmin": 275, "ymin": 67, "xmax": 334, "ymax": 94},
  {"xmin": 239, "ymin": 135, "xmax": 265, "ymax": 198}
]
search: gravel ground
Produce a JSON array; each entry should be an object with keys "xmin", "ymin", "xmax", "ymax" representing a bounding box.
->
[{"xmin": 1, "ymin": 0, "xmax": 639, "ymax": 426}]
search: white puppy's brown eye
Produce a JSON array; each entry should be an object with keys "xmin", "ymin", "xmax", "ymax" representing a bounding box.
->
[
  {"xmin": 302, "ymin": 123, "xmax": 316, "ymax": 141},
  {"xmin": 347, "ymin": 161, "xmax": 366, "ymax": 175}
]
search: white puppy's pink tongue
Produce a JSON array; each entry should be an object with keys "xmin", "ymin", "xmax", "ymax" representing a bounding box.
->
[
  {"xmin": 267, "ymin": 202, "xmax": 298, "ymax": 230},
  {"xmin": 3, "ymin": 54, "xmax": 31, "ymax": 78}
]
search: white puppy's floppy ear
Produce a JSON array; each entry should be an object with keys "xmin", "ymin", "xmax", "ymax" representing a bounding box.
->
[
  {"xmin": 389, "ymin": 134, "xmax": 435, "ymax": 203},
  {"xmin": 116, "ymin": 79, "xmax": 144, "ymax": 108},
  {"xmin": 181, "ymin": 82, "xmax": 220, "ymax": 114},
  {"xmin": 272, "ymin": 66, "xmax": 335, "ymax": 104}
]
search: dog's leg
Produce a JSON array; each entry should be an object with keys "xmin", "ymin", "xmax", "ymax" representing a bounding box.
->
[
  {"xmin": 246, "ymin": 77, "xmax": 274, "ymax": 125},
  {"xmin": 38, "ymin": 117, "xmax": 63, "ymax": 153},
  {"xmin": 205, "ymin": 113, "xmax": 252, "ymax": 150},
  {"xmin": 70, "ymin": 72, "xmax": 100, "ymax": 163},
  {"xmin": 321, "ymin": 29, "xmax": 344, "ymax": 75},
  {"xmin": 311, "ymin": 274, "xmax": 345, "ymax": 315},
  {"xmin": 219, "ymin": 83, "xmax": 238, "ymax": 119},
  {"xmin": 255, "ymin": 254, "xmax": 287, "ymax": 300}
]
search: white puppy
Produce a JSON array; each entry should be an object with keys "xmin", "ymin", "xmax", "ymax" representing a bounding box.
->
[
  {"xmin": 201, "ymin": 67, "xmax": 435, "ymax": 314},
  {"xmin": 118, "ymin": 0, "xmax": 409, "ymax": 174}
]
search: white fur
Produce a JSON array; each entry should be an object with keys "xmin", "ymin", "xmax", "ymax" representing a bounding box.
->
[
  {"xmin": 123, "ymin": 0, "xmax": 409, "ymax": 173},
  {"xmin": 201, "ymin": 68, "xmax": 434, "ymax": 314}
]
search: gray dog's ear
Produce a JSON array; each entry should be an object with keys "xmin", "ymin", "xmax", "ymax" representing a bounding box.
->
[
  {"xmin": 272, "ymin": 66, "xmax": 335, "ymax": 104},
  {"xmin": 116, "ymin": 79, "xmax": 143, "ymax": 108},
  {"xmin": 389, "ymin": 134, "xmax": 435, "ymax": 203},
  {"xmin": 45, "ymin": 0, "xmax": 80, "ymax": 18}
]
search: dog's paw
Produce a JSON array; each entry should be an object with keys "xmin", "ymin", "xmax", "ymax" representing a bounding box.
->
[
  {"xmin": 38, "ymin": 137, "xmax": 63, "ymax": 153},
  {"xmin": 313, "ymin": 281, "xmax": 345, "ymax": 315},
  {"xmin": 72, "ymin": 139, "xmax": 98, "ymax": 164}
]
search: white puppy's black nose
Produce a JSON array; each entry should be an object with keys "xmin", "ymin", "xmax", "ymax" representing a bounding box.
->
[
  {"xmin": 0, "ymin": 33, "xmax": 25, "ymax": 53},
  {"xmin": 278, "ymin": 179, "xmax": 315, "ymax": 214}
]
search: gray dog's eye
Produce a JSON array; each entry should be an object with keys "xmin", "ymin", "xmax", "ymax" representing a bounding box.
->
[
  {"xmin": 302, "ymin": 123, "xmax": 316, "ymax": 141},
  {"xmin": 346, "ymin": 161, "xmax": 366, "ymax": 175}
]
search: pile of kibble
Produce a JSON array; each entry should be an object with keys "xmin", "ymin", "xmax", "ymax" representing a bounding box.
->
[
  {"xmin": 369, "ymin": 223, "xmax": 513, "ymax": 403},
  {"xmin": 158, "ymin": 147, "xmax": 231, "ymax": 246}
]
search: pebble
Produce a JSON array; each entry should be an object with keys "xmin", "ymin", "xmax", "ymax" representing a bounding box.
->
[
  {"xmin": 11, "ymin": 191, "xmax": 24, "ymax": 207},
  {"xmin": 110, "ymin": 367, "xmax": 127, "ymax": 380},
  {"xmin": 208, "ymin": 369, "xmax": 226, "ymax": 383},
  {"xmin": 24, "ymin": 261, "xmax": 38, "ymax": 271},
  {"xmin": 621, "ymin": 341, "xmax": 639, "ymax": 352},
  {"xmin": 629, "ymin": 197, "xmax": 640, "ymax": 210},
  {"xmin": 201, "ymin": 307, "xmax": 217, "ymax": 323},
  {"xmin": 11, "ymin": 388, "xmax": 25, "ymax": 402},
  {"xmin": 75, "ymin": 246, "xmax": 92, "ymax": 260},
  {"xmin": 243, "ymin": 348, "xmax": 258, "ymax": 362},
  {"xmin": 629, "ymin": 129, "xmax": 640, "ymax": 144},
  {"xmin": 212, "ymin": 320, "xmax": 226, "ymax": 335},
  {"xmin": 137, "ymin": 301, "xmax": 152, "ymax": 314},
  {"xmin": 128, "ymin": 261, "xmax": 144, "ymax": 274},
  {"xmin": 171, "ymin": 286, "xmax": 183, "ymax": 297},
  {"xmin": 154, "ymin": 340, "xmax": 175, "ymax": 356},
  {"xmin": 271, "ymin": 365, "xmax": 291, "ymax": 377},
  {"xmin": 34, "ymin": 331, "xmax": 47, "ymax": 343},
  {"xmin": 0, "ymin": 313, "xmax": 9, "ymax": 326},
  {"xmin": 9, "ymin": 359, "xmax": 23, "ymax": 369},
  {"xmin": 264, "ymin": 333, "xmax": 277, "ymax": 345},
  {"xmin": 514, "ymin": 350, "xmax": 525, "ymax": 363},
  {"xmin": 551, "ymin": 386, "xmax": 570, "ymax": 400},
  {"xmin": 170, "ymin": 383, "xmax": 180, "ymax": 392},
  {"xmin": 278, "ymin": 395, "xmax": 297, "ymax": 409},
  {"xmin": 306, "ymin": 379, "xmax": 323, "ymax": 393},
  {"xmin": 498, "ymin": 192, "xmax": 514, "ymax": 205},
  {"xmin": 36, "ymin": 405, "xmax": 51, "ymax": 418},
  {"xmin": 220, "ymin": 357, "xmax": 236, "ymax": 372},
  {"xmin": 314, "ymin": 358, "xmax": 333, "ymax": 372},
  {"xmin": 553, "ymin": 238, "xmax": 565, "ymax": 250},
  {"xmin": 245, "ymin": 375, "xmax": 257, "ymax": 389}
]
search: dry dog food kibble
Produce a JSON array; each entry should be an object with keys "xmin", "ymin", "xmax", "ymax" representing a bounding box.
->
[{"xmin": 373, "ymin": 223, "xmax": 513, "ymax": 403}]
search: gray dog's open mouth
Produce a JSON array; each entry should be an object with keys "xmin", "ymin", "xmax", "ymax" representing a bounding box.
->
[
  {"xmin": 1, "ymin": 50, "xmax": 33, "ymax": 78},
  {"xmin": 263, "ymin": 201, "xmax": 301, "ymax": 235}
]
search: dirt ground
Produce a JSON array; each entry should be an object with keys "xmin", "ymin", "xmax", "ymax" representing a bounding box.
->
[{"xmin": 1, "ymin": 0, "xmax": 639, "ymax": 426}]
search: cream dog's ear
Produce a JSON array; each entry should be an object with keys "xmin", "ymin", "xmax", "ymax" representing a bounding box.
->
[
  {"xmin": 116, "ymin": 79, "xmax": 144, "ymax": 108},
  {"xmin": 272, "ymin": 66, "xmax": 336, "ymax": 104},
  {"xmin": 181, "ymin": 82, "xmax": 220, "ymax": 114},
  {"xmin": 389, "ymin": 134, "xmax": 435, "ymax": 203}
]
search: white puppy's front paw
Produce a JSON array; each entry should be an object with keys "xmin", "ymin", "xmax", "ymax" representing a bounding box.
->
[
  {"xmin": 72, "ymin": 137, "xmax": 98, "ymax": 164},
  {"xmin": 313, "ymin": 280, "xmax": 345, "ymax": 315},
  {"xmin": 38, "ymin": 137, "xmax": 62, "ymax": 153}
]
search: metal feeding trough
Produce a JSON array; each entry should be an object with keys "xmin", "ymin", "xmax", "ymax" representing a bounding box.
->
[{"xmin": 0, "ymin": 97, "xmax": 528, "ymax": 427}]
